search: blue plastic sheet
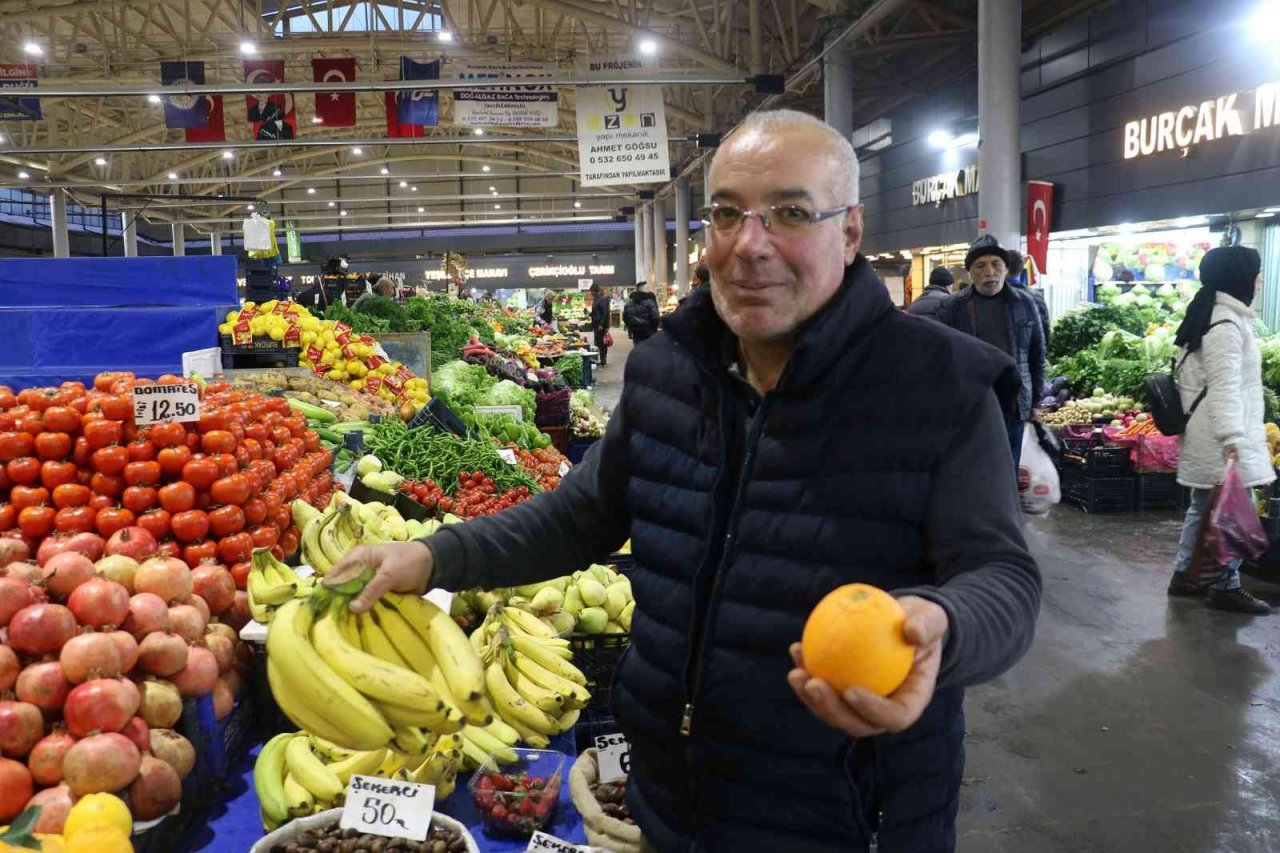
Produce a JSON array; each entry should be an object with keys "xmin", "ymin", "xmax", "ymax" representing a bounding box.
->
[{"xmin": 0, "ymin": 256, "xmax": 237, "ymax": 307}]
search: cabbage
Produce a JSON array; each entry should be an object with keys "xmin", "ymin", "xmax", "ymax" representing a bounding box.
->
[{"xmin": 478, "ymin": 380, "xmax": 536, "ymax": 423}]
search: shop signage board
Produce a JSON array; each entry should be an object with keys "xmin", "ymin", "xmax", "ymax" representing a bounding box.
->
[
  {"xmin": 575, "ymin": 84, "xmax": 669, "ymax": 187},
  {"xmin": 340, "ymin": 775, "xmax": 435, "ymax": 841},
  {"xmin": 0, "ymin": 64, "xmax": 40, "ymax": 120},
  {"xmin": 1123, "ymin": 80, "xmax": 1280, "ymax": 160},
  {"xmin": 911, "ymin": 165, "xmax": 979, "ymax": 207},
  {"xmin": 453, "ymin": 61, "xmax": 558, "ymax": 127}
]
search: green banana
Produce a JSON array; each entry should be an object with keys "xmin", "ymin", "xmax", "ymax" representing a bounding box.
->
[{"xmin": 285, "ymin": 734, "xmax": 345, "ymax": 802}]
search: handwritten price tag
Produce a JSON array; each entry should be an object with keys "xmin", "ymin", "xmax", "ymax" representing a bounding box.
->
[
  {"xmin": 498, "ymin": 448, "xmax": 518, "ymax": 465},
  {"xmin": 558, "ymin": 461, "xmax": 571, "ymax": 477},
  {"xmin": 593, "ymin": 733, "xmax": 631, "ymax": 783},
  {"xmin": 339, "ymin": 775, "xmax": 435, "ymax": 841},
  {"xmin": 527, "ymin": 830, "xmax": 582, "ymax": 852},
  {"xmin": 132, "ymin": 384, "xmax": 200, "ymax": 426}
]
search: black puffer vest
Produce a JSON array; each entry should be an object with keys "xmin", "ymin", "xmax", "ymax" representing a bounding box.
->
[{"xmin": 612, "ymin": 256, "xmax": 1018, "ymax": 852}]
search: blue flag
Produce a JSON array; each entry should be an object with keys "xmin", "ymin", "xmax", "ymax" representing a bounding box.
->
[
  {"xmin": 398, "ymin": 58, "xmax": 439, "ymax": 127},
  {"xmin": 160, "ymin": 61, "xmax": 208, "ymax": 129}
]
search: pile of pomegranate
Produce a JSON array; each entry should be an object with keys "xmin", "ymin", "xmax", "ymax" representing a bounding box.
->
[{"xmin": 0, "ymin": 523, "xmax": 255, "ymax": 833}]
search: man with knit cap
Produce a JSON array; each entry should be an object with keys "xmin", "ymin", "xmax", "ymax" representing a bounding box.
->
[
  {"xmin": 907, "ymin": 266, "xmax": 956, "ymax": 319},
  {"xmin": 937, "ymin": 234, "xmax": 1046, "ymax": 469}
]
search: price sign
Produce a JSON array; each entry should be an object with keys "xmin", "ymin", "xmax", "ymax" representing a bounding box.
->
[
  {"xmin": 340, "ymin": 775, "xmax": 435, "ymax": 841},
  {"xmin": 527, "ymin": 831, "xmax": 582, "ymax": 852},
  {"xmin": 498, "ymin": 448, "xmax": 518, "ymax": 465},
  {"xmin": 425, "ymin": 588, "xmax": 454, "ymax": 616},
  {"xmin": 577, "ymin": 278, "xmax": 593, "ymax": 291},
  {"xmin": 558, "ymin": 461, "xmax": 571, "ymax": 477},
  {"xmin": 132, "ymin": 384, "xmax": 200, "ymax": 426},
  {"xmin": 593, "ymin": 733, "xmax": 631, "ymax": 782}
]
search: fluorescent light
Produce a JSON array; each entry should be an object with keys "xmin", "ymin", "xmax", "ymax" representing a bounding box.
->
[
  {"xmin": 0, "ymin": 134, "xmax": 5, "ymax": 143},
  {"xmin": 168, "ymin": 172, "xmax": 178, "ymax": 180},
  {"xmin": 312, "ymin": 116, "xmax": 323, "ymax": 124},
  {"xmin": 494, "ymin": 204, "xmax": 501, "ymax": 209},
  {"xmin": 639, "ymin": 38, "xmax": 658, "ymax": 55},
  {"xmin": 351, "ymin": 146, "xmax": 363, "ymax": 155},
  {"xmin": 307, "ymin": 187, "xmax": 316, "ymax": 194},
  {"xmin": 489, "ymin": 186, "xmax": 496, "ymax": 192},
  {"xmin": 438, "ymin": 31, "xmax": 453, "ymax": 42},
  {"xmin": 221, "ymin": 150, "xmax": 234, "ymax": 160},
  {"xmin": 272, "ymin": 168, "xmax": 282, "ymax": 177},
  {"xmin": 474, "ymin": 128, "xmax": 485, "ymax": 136},
  {"xmin": 327, "ymin": 201, "xmax": 335, "ymax": 207},
  {"xmin": 94, "ymin": 157, "xmax": 107, "ymax": 166},
  {"xmin": 1266, "ymin": 207, "xmax": 1280, "ymax": 213},
  {"xmin": 574, "ymin": 201, "xmax": 582, "ymax": 208},
  {"xmin": 380, "ymin": 167, "xmax": 389, "ymax": 175},
  {"xmin": 1174, "ymin": 216, "xmax": 1207, "ymax": 227},
  {"xmin": 247, "ymin": 204, "xmax": 255, "ymax": 210},
  {"xmin": 340, "ymin": 210, "xmax": 348, "ymax": 216},
  {"xmin": 17, "ymin": 171, "xmax": 29, "ymax": 179},
  {"xmin": 239, "ymin": 40, "xmax": 257, "ymax": 55},
  {"xmin": 411, "ymin": 186, "xmax": 418, "ymax": 192},
  {"xmin": 417, "ymin": 206, "xmax": 425, "ymax": 213},
  {"xmin": 147, "ymin": 94, "xmax": 162, "ymax": 104},
  {"xmin": 482, "ymin": 165, "xmax": 491, "ymax": 172},
  {"xmin": 927, "ymin": 129, "xmax": 953, "ymax": 149},
  {"xmin": 399, "ymin": 180, "xmax": 408, "ymax": 188},
  {"xmin": 23, "ymin": 42, "xmax": 42, "ymax": 56},
  {"xmin": 1258, "ymin": 212, "xmax": 1276, "ymax": 218},
  {"xmin": 954, "ymin": 132, "xmax": 979, "ymax": 147}
]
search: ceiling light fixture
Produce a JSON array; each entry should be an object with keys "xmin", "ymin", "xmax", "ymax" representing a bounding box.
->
[
  {"xmin": 307, "ymin": 187, "xmax": 316, "ymax": 194},
  {"xmin": 494, "ymin": 204, "xmax": 501, "ymax": 209},
  {"xmin": 488, "ymin": 186, "xmax": 496, "ymax": 192},
  {"xmin": 23, "ymin": 42, "xmax": 42, "ymax": 56},
  {"xmin": 221, "ymin": 150, "xmax": 234, "ymax": 160},
  {"xmin": 482, "ymin": 165, "xmax": 491, "ymax": 172},
  {"xmin": 927, "ymin": 129, "xmax": 953, "ymax": 149},
  {"xmin": 1258, "ymin": 212, "xmax": 1276, "ymax": 218},
  {"xmin": 94, "ymin": 157, "xmax": 107, "ymax": 166},
  {"xmin": 312, "ymin": 116, "xmax": 323, "ymax": 124},
  {"xmin": 272, "ymin": 168, "xmax": 282, "ymax": 177},
  {"xmin": 340, "ymin": 210, "xmax": 348, "ymax": 216},
  {"xmin": 239, "ymin": 40, "xmax": 257, "ymax": 56},
  {"xmin": 411, "ymin": 186, "xmax": 418, "ymax": 192},
  {"xmin": 473, "ymin": 128, "xmax": 484, "ymax": 136},
  {"xmin": 380, "ymin": 167, "xmax": 390, "ymax": 175},
  {"xmin": 17, "ymin": 170, "xmax": 30, "ymax": 179},
  {"xmin": 417, "ymin": 206, "xmax": 425, "ymax": 213},
  {"xmin": 438, "ymin": 31, "xmax": 453, "ymax": 42},
  {"xmin": 574, "ymin": 201, "xmax": 582, "ymax": 208},
  {"xmin": 327, "ymin": 201, "xmax": 335, "ymax": 207},
  {"xmin": 168, "ymin": 172, "xmax": 178, "ymax": 180},
  {"xmin": 147, "ymin": 94, "xmax": 162, "ymax": 104},
  {"xmin": 351, "ymin": 146, "xmax": 363, "ymax": 155},
  {"xmin": 639, "ymin": 38, "xmax": 658, "ymax": 55}
]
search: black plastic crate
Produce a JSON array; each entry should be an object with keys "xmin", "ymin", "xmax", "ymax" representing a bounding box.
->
[
  {"xmin": 221, "ymin": 349, "xmax": 298, "ymax": 370},
  {"xmin": 1060, "ymin": 470, "xmax": 1135, "ymax": 513},
  {"xmin": 568, "ymin": 632, "xmax": 629, "ymax": 752},
  {"xmin": 1061, "ymin": 445, "xmax": 1132, "ymax": 477},
  {"xmin": 1136, "ymin": 473, "xmax": 1189, "ymax": 510}
]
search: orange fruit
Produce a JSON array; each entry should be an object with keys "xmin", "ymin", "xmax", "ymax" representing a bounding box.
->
[{"xmin": 801, "ymin": 583, "xmax": 915, "ymax": 696}]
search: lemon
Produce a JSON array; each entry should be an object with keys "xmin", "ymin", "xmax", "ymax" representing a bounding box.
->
[
  {"xmin": 267, "ymin": 326, "xmax": 284, "ymax": 342},
  {"xmin": 243, "ymin": 301, "xmax": 257, "ymax": 311},
  {"xmin": 65, "ymin": 824, "xmax": 131, "ymax": 853},
  {"xmin": 224, "ymin": 310, "xmax": 239, "ymax": 324},
  {"xmin": 65, "ymin": 793, "xmax": 132, "ymax": 840},
  {"xmin": 261, "ymin": 299, "xmax": 279, "ymax": 312}
]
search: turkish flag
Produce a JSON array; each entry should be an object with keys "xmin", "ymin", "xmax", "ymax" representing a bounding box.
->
[
  {"xmin": 312, "ymin": 58, "xmax": 356, "ymax": 127},
  {"xmin": 184, "ymin": 95, "xmax": 225, "ymax": 142},
  {"xmin": 244, "ymin": 59, "xmax": 296, "ymax": 141},
  {"xmin": 1025, "ymin": 181, "xmax": 1054, "ymax": 284},
  {"xmin": 385, "ymin": 91, "xmax": 424, "ymax": 138}
]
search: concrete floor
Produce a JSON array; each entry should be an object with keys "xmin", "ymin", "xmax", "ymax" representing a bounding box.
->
[{"xmin": 592, "ymin": 337, "xmax": 1280, "ymax": 853}]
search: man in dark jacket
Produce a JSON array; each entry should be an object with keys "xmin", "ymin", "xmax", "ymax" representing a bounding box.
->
[
  {"xmin": 589, "ymin": 283, "xmax": 612, "ymax": 366},
  {"xmin": 1006, "ymin": 252, "xmax": 1051, "ymax": 348},
  {"xmin": 537, "ymin": 291, "xmax": 556, "ymax": 329},
  {"xmin": 907, "ymin": 266, "xmax": 955, "ymax": 319},
  {"xmin": 327, "ymin": 110, "xmax": 1041, "ymax": 853},
  {"xmin": 622, "ymin": 281, "xmax": 661, "ymax": 342},
  {"xmin": 936, "ymin": 235, "xmax": 1047, "ymax": 470}
]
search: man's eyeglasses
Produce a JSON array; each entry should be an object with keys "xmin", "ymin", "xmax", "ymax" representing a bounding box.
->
[{"xmin": 697, "ymin": 203, "xmax": 851, "ymax": 235}]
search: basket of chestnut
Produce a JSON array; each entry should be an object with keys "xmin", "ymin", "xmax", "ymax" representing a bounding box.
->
[
  {"xmin": 569, "ymin": 749, "xmax": 644, "ymax": 853},
  {"xmin": 251, "ymin": 809, "xmax": 479, "ymax": 853}
]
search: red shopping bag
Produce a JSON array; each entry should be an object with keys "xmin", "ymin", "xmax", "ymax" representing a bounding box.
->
[{"xmin": 1212, "ymin": 461, "xmax": 1269, "ymax": 564}]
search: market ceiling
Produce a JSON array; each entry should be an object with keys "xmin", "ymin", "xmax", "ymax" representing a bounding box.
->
[{"xmin": 0, "ymin": 0, "xmax": 1100, "ymax": 234}]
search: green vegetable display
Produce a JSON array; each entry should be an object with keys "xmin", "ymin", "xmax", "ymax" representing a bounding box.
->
[
  {"xmin": 554, "ymin": 354, "xmax": 584, "ymax": 387},
  {"xmin": 477, "ymin": 379, "xmax": 536, "ymax": 423},
  {"xmin": 1049, "ymin": 304, "xmax": 1150, "ymax": 361},
  {"xmin": 367, "ymin": 419, "xmax": 540, "ymax": 493}
]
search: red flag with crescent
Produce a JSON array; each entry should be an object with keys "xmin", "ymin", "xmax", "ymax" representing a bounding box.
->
[
  {"xmin": 312, "ymin": 58, "xmax": 356, "ymax": 127},
  {"xmin": 244, "ymin": 60, "xmax": 296, "ymax": 141},
  {"xmin": 384, "ymin": 91, "xmax": 425, "ymax": 138},
  {"xmin": 1026, "ymin": 181, "xmax": 1054, "ymax": 285},
  {"xmin": 184, "ymin": 95, "xmax": 224, "ymax": 143}
]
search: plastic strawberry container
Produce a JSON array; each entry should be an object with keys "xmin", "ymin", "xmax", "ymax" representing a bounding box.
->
[{"xmin": 468, "ymin": 747, "xmax": 566, "ymax": 839}]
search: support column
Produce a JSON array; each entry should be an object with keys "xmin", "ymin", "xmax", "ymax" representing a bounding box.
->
[
  {"xmin": 171, "ymin": 224, "xmax": 186, "ymax": 256},
  {"xmin": 210, "ymin": 232, "xmax": 222, "ymax": 256},
  {"xmin": 652, "ymin": 198, "xmax": 669, "ymax": 301},
  {"xmin": 702, "ymin": 158, "xmax": 712, "ymax": 205},
  {"xmin": 823, "ymin": 35, "xmax": 855, "ymax": 142},
  {"xmin": 675, "ymin": 178, "xmax": 691, "ymax": 295},
  {"xmin": 748, "ymin": 0, "xmax": 764, "ymax": 75},
  {"xmin": 640, "ymin": 203, "xmax": 655, "ymax": 285},
  {"xmin": 978, "ymin": 0, "xmax": 1022, "ymax": 250},
  {"xmin": 122, "ymin": 213, "xmax": 138, "ymax": 257},
  {"xmin": 632, "ymin": 215, "xmax": 643, "ymax": 284},
  {"xmin": 49, "ymin": 190, "xmax": 70, "ymax": 258}
]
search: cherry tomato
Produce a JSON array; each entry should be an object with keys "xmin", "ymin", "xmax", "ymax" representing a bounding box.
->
[
  {"xmin": 208, "ymin": 504, "xmax": 247, "ymax": 537},
  {"xmin": 90, "ymin": 472, "xmax": 125, "ymax": 498},
  {"xmin": 40, "ymin": 460, "xmax": 78, "ymax": 490},
  {"xmin": 148, "ymin": 421, "xmax": 187, "ymax": 449},
  {"xmin": 6, "ymin": 457, "xmax": 41, "ymax": 486},
  {"xmin": 19, "ymin": 505, "xmax": 56, "ymax": 538},
  {"xmin": 182, "ymin": 457, "xmax": 219, "ymax": 490},
  {"xmin": 92, "ymin": 445, "xmax": 129, "ymax": 475},
  {"xmin": 54, "ymin": 506, "xmax": 96, "ymax": 535},
  {"xmin": 123, "ymin": 460, "xmax": 162, "ymax": 488},
  {"xmin": 156, "ymin": 539, "xmax": 182, "ymax": 561},
  {"xmin": 99, "ymin": 396, "xmax": 133, "ymax": 421},
  {"xmin": 229, "ymin": 561, "xmax": 251, "ymax": 590},
  {"xmin": 182, "ymin": 539, "xmax": 219, "ymax": 569},
  {"xmin": 171, "ymin": 509, "xmax": 210, "ymax": 543},
  {"xmin": 210, "ymin": 474, "xmax": 252, "ymax": 507},
  {"xmin": 42, "ymin": 406, "xmax": 81, "ymax": 434},
  {"xmin": 94, "ymin": 507, "xmax": 135, "ymax": 539},
  {"xmin": 201, "ymin": 430, "xmax": 237, "ymax": 455},
  {"xmin": 158, "ymin": 480, "xmax": 196, "ymax": 514},
  {"xmin": 122, "ymin": 486, "xmax": 158, "ymax": 515},
  {"xmin": 33, "ymin": 432, "xmax": 72, "ymax": 461}
]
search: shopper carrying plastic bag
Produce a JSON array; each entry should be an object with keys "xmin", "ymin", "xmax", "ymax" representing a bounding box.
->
[{"xmin": 1019, "ymin": 423, "xmax": 1060, "ymax": 515}]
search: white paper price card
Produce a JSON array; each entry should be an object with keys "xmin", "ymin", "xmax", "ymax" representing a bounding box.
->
[
  {"xmin": 593, "ymin": 733, "xmax": 631, "ymax": 782},
  {"xmin": 527, "ymin": 830, "xmax": 582, "ymax": 852},
  {"xmin": 498, "ymin": 448, "xmax": 519, "ymax": 465},
  {"xmin": 131, "ymin": 384, "xmax": 200, "ymax": 426},
  {"xmin": 558, "ymin": 461, "xmax": 571, "ymax": 477},
  {"xmin": 340, "ymin": 775, "xmax": 435, "ymax": 841}
]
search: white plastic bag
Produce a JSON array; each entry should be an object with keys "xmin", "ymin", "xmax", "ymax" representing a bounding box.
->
[{"xmin": 1019, "ymin": 423, "xmax": 1060, "ymax": 515}]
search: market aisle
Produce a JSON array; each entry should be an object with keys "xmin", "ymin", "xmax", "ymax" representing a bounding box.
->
[
  {"xmin": 589, "ymin": 332, "xmax": 633, "ymax": 413},
  {"xmin": 959, "ymin": 510, "xmax": 1280, "ymax": 852}
]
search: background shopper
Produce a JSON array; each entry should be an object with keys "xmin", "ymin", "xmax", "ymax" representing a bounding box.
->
[
  {"xmin": 622, "ymin": 281, "xmax": 661, "ymax": 342},
  {"xmin": 907, "ymin": 266, "xmax": 955, "ymax": 319},
  {"xmin": 590, "ymin": 283, "xmax": 612, "ymax": 366}
]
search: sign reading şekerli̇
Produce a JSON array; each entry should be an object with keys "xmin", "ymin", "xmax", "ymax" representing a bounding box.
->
[
  {"xmin": 132, "ymin": 384, "xmax": 201, "ymax": 426},
  {"xmin": 1123, "ymin": 81, "xmax": 1280, "ymax": 159},
  {"xmin": 340, "ymin": 775, "xmax": 435, "ymax": 841},
  {"xmin": 453, "ymin": 61, "xmax": 558, "ymax": 127},
  {"xmin": 576, "ymin": 85, "xmax": 669, "ymax": 187}
]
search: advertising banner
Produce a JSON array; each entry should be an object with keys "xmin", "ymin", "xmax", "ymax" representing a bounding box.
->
[
  {"xmin": 452, "ymin": 61, "xmax": 557, "ymax": 127},
  {"xmin": 575, "ymin": 84, "xmax": 669, "ymax": 187},
  {"xmin": 0, "ymin": 64, "xmax": 40, "ymax": 120}
]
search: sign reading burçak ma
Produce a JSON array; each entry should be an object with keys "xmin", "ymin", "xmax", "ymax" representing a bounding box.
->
[
  {"xmin": 912, "ymin": 165, "xmax": 979, "ymax": 207},
  {"xmin": 1123, "ymin": 80, "xmax": 1280, "ymax": 160}
]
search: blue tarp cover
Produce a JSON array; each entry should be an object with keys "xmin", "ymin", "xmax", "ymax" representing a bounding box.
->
[{"xmin": 0, "ymin": 256, "xmax": 236, "ymax": 307}]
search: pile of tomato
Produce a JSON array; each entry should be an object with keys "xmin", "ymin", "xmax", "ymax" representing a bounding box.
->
[
  {"xmin": 0, "ymin": 371, "xmax": 338, "ymax": 590},
  {"xmin": 398, "ymin": 472, "xmax": 533, "ymax": 520},
  {"xmin": 510, "ymin": 446, "xmax": 570, "ymax": 491}
]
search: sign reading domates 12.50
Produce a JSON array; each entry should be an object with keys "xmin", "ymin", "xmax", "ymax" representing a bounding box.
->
[
  {"xmin": 1123, "ymin": 82, "xmax": 1280, "ymax": 159},
  {"xmin": 912, "ymin": 165, "xmax": 979, "ymax": 207}
]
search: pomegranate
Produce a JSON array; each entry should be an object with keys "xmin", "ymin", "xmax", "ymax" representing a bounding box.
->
[
  {"xmin": 28, "ymin": 729, "xmax": 76, "ymax": 786},
  {"xmin": 0, "ymin": 537, "xmax": 31, "ymax": 569},
  {"xmin": 62, "ymin": 732, "xmax": 141, "ymax": 796},
  {"xmin": 0, "ymin": 645, "xmax": 18, "ymax": 691},
  {"xmin": 187, "ymin": 593, "xmax": 212, "ymax": 624},
  {"xmin": 0, "ymin": 699, "xmax": 44, "ymax": 757},
  {"xmin": 64, "ymin": 678, "xmax": 139, "ymax": 736},
  {"xmin": 120, "ymin": 715, "xmax": 150, "ymax": 753},
  {"xmin": 3, "ymin": 560, "xmax": 53, "ymax": 584},
  {"xmin": 105, "ymin": 526, "xmax": 159, "ymax": 562},
  {"xmin": 128, "ymin": 754, "xmax": 181, "ymax": 820},
  {"xmin": 0, "ymin": 757, "xmax": 34, "ymax": 823},
  {"xmin": 16, "ymin": 659, "xmax": 71, "ymax": 711},
  {"xmin": 222, "ymin": 590, "xmax": 251, "ymax": 631},
  {"xmin": 45, "ymin": 551, "xmax": 95, "ymax": 599},
  {"xmin": 138, "ymin": 631, "xmax": 189, "ymax": 677},
  {"xmin": 68, "ymin": 577, "xmax": 131, "ymax": 630},
  {"xmin": 170, "ymin": 645, "xmax": 218, "ymax": 698},
  {"xmin": 167, "ymin": 603, "xmax": 207, "ymax": 644},
  {"xmin": 212, "ymin": 677, "xmax": 235, "ymax": 720},
  {"xmin": 221, "ymin": 666, "xmax": 243, "ymax": 698},
  {"xmin": 27, "ymin": 783, "xmax": 74, "ymax": 834},
  {"xmin": 0, "ymin": 575, "xmax": 44, "ymax": 627},
  {"xmin": 124, "ymin": 591, "xmax": 169, "ymax": 639},
  {"xmin": 109, "ymin": 630, "xmax": 139, "ymax": 672},
  {"xmin": 8, "ymin": 602, "xmax": 76, "ymax": 655},
  {"xmin": 191, "ymin": 564, "xmax": 235, "ymax": 615},
  {"xmin": 205, "ymin": 621, "xmax": 236, "ymax": 644},
  {"xmin": 134, "ymin": 556, "xmax": 192, "ymax": 603},
  {"xmin": 137, "ymin": 679, "xmax": 182, "ymax": 729},
  {"xmin": 148, "ymin": 728, "xmax": 195, "ymax": 778},
  {"xmin": 204, "ymin": 631, "xmax": 235, "ymax": 674},
  {"xmin": 37, "ymin": 532, "xmax": 105, "ymax": 567},
  {"xmin": 60, "ymin": 631, "xmax": 124, "ymax": 683},
  {"xmin": 94, "ymin": 554, "xmax": 140, "ymax": 593}
]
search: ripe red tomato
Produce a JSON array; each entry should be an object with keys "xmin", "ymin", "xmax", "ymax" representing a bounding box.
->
[
  {"xmin": 42, "ymin": 406, "xmax": 81, "ymax": 434},
  {"xmin": 92, "ymin": 445, "xmax": 129, "ymax": 475},
  {"xmin": 155, "ymin": 538, "xmax": 182, "ymax": 560},
  {"xmin": 182, "ymin": 457, "xmax": 219, "ymax": 490},
  {"xmin": 88, "ymin": 493, "xmax": 114, "ymax": 512},
  {"xmin": 242, "ymin": 497, "xmax": 267, "ymax": 526},
  {"xmin": 90, "ymin": 472, "xmax": 125, "ymax": 498},
  {"xmin": 249, "ymin": 523, "xmax": 280, "ymax": 550},
  {"xmin": 201, "ymin": 430, "xmax": 237, "ymax": 455},
  {"xmin": 40, "ymin": 460, "xmax": 78, "ymax": 490},
  {"xmin": 122, "ymin": 486, "xmax": 158, "ymax": 515},
  {"xmin": 229, "ymin": 561, "xmax": 251, "ymax": 590},
  {"xmin": 0, "ymin": 432, "xmax": 34, "ymax": 462},
  {"xmin": 182, "ymin": 540, "xmax": 219, "ymax": 569},
  {"xmin": 185, "ymin": 431, "xmax": 202, "ymax": 451},
  {"xmin": 158, "ymin": 480, "xmax": 196, "ymax": 514},
  {"xmin": 82, "ymin": 419, "xmax": 122, "ymax": 450},
  {"xmin": 157, "ymin": 445, "xmax": 193, "ymax": 478},
  {"xmin": 217, "ymin": 532, "xmax": 254, "ymax": 566},
  {"xmin": 212, "ymin": 453, "xmax": 238, "ymax": 479},
  {"xmin": 148, "ymin": 421, "xmax": 187, "ymax": 449},
  {"xmin": 127, "ymin": 440, "xmax": 157, "ymax": 463},
  {"xmin": 171, "ymin": 509, "xmax": 210, "ymax": 543},
  {"xmin": 98, "ymin": 396, "xmax": 132, "ymax": 421},
  {"xmin": 137, "ymin": 508, "xmax": 172, "ymax": 541},
  {"xmin": 244, "ymin": 423, "xmax": 269, "ymax": 444},
  {"xmin": 6, "ymin": 457, "xmax": 41, "ymax": 486},
  {"xmin": 54, "ymin": 506, "xmax": 96, "ymax": 534},
  {"xmin": 272, "ymin": 505, "xmax": 292, "ymax": 532},
  {"xmin": 34, "ymin": 432, "xmax": 71, "ymax": 461},
  {"xmin": 52, "ymin": 483, "xmax": 91, "ymax": 509},
  {"xmin": 197, "ymin": 411, "xmax": 230, "ymax": 434},
  {"xmin": 71, "ymin": 436, "xmax": 91, "ymax": 468},
  {"xmin": 11, "ymin": 486, "xmax": 49, "ymax": 511},
  {"xmin": 279, "ymin": 526, "xmax": 300, "ymax": 559},
  {"xmin": 210, "ymin": 474, "xmax": 252, "ymax": 507},
  {"xmin": 19, "ymin": 505, "xmax": 56, "ymax": 538},
  {"xmin": 123, "ymin": 460, "xmax": 161, "ymax": 487},
  {"xmin": 0, "ymin": 504, "xmax": 13, "ymax": 531},
  {"xmin": 94, "ymin": 507, "xmax": 135, "ymax": 539},
  {"xmin": 208, "ymin": 505, "xmax": 247, "ymax": 538}
]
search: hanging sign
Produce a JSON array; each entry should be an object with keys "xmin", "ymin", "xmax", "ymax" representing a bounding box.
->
[
  {"xmin": 575, "ymin": 85, "xmax": 669, "ymax": 187},
  {"xmin": 1025, "ymin": 181, "xmax": 1054, "ymax": 283},
  {"xmin": 573, "ymin": 54, "xmax": 656, "ymax": 79},
  {"xmin": 340, "ymin": 775, "xmax": 435, "ymax": 841},
  {"xmin": 578, "ymin": 278, "xmax": 593, "ymax": 291},
  {"xmin": 132, "ymin": 384, "xmax": 201, "ymax": 426},
  {"xmin": 453, "ymin": 61, "xmax": 558, "ymax": 127},
  {"xmin": 284, "ymin": 220, "xmax": 302, "ymax": 264},
  {"xmin": 0, "ymin": 64, "xmax": 40, "ymax": 120}
]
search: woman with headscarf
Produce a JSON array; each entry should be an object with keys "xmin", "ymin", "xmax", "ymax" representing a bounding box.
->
[{"xmin": 1167, "ymin": 245, "xmax": 1272, "ymax": 614}]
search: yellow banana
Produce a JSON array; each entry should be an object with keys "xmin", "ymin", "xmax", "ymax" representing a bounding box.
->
[
  {"xmin": 393, "ymin": 726, "xmax": 432, "ymax": 757},
  {"xmin": 502, "ymin": 654, "xmax": 564, "ymax": 715},
  {"xmin": 482, "ymin": 718, "xmax": 522, "ymax": 746},
  {"xmin": 307, "ymin": 734, "xmax": 355, "ymax": 763},
  {"xmin": 434, "ymin": 766, "xmax": 457, "ymax": 800},
  {"xmin": 510, "ymin": 634, "xmax": 587, "ymax": 686},
  {"xmin": 267, "ymin": 659, "xmax": 353, "ymax": 746},
  {"xmin": 326, "ymin": 748, "xmax": 386, "ymax": 785},
  {"xmin": 372, "ymin": 698, "xmax": 461, "ymax": 731},
  {"xmin": 283, "ymin": 773, "xmax": 315, "ymax": 817},
  {"xmin": 375, "ymin": 748, "xmax": 412, "ymax": 778},
  {"xmin": 247, "ymin": 581, "xmax": 271, "ymax": 624},
  {"xmin": 486, "ymin": 662, "xmax": 561, "ymax": 736},
  {"xmin": 318, "ymin": 505, "xmax": 353, "ymax": 565},
  {"xmin": 373, "ymin": 604, "xmax": 441, "ymax": 680},
  {"xmin": 501, "ymin": 606, "xmax": 563, "ymax": 640},
  {"xmin": 356, "ymin": 612, "xmax": 408, "ymax": 668},
  {"xmin": 556, "ymin": 708, "xmax": 580, "ymax": 733},
  {"xmin": 387, "ymin": 593, "xmax": 492, "ymax": 724},
  {"xmin": 510, "ymin": 651, "xmax": 591, "ymax": 709},
  {"xmin": 292, "ymin": 498, "xmax": 323, "ymax": 532},
  {"xmin": 285, "ymin": 735, "xmax": 345, "ymax": 802},
  {"xmin": 253, "ymin": 733, "xmax": 292, "ymax": 827},
  {"xmin": 248, "ymin": 565, "xmax": 294, "ymax": 607},
  {"xmin": 410, "ymin": 747, "xmax": 459, "ymax": 785},
  {"xmin": 462, "ymin": 725, "xmax": 518, "ymax": 765},
  {"xmin": 302, "ymin": 505, "xmax": 338, "ymax": 574},
  {"xmin": 504, "ymin": 716, "xmax": 551, "ymax": 749}
]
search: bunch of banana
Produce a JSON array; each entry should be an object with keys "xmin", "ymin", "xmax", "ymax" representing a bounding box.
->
[
  {"xmin": 254, "ymin": 731, "xmax": 390, "ymax": 830},
  {"xmin": 466, "ymin": 564, "xmax": 635, "ymax": 637},
  {"xmin": 294, "ymin": 495, "xmax": 439, "ymax": 575},
  {"xmin": 247, "ymin": 547, "xmax": 316, "ymax": 623}
]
